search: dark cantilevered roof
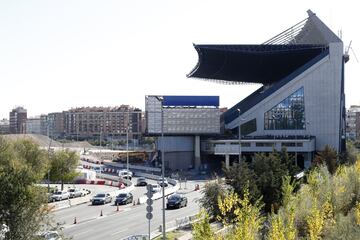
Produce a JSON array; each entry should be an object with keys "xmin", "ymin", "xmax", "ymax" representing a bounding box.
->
[{"xmin": 187, "ymin": 44, "xmax": 328, "ymax": 84}]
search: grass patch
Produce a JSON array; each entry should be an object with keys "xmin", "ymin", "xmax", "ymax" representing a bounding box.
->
[{"xmin": 153, "ymin": 230, "xmax": 185, "ymax": 240}]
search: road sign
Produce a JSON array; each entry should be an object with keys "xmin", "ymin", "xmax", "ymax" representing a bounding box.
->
[
  {"xmin": 146, "ymin": 213, "xmax": 153, "ymax": 220},
  {"xmin": 146, "ymin": 199, "xmax": 153, "ymax": 205},
  {"xmin": 146, "ymin": 191, "xmax": 153, "ymax": 198},
  {"xmin": 146, "ymin": 206, "xmax": 153, "ymax": 212}
]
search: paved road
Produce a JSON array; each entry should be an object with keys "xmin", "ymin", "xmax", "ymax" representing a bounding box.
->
[
  {"xmin": 53, "ymin": 177, "xmax": 158, "ymax": 225},
  {"xmin": 56, "ymin": 182, "xmax": 203, "ymax": 240}
]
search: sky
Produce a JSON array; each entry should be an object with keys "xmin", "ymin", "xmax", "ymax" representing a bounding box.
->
[{"xmin": 0, "ymin": 0, "xmax": 359, "ymax": 119}]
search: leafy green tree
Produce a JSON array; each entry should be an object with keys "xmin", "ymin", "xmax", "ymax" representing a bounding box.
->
[
  {"xmin": 339, "ymin": 141, "xmax": 359, "ymax": 165},
  {"xmin": 198, "ymin": 178, "xmax": 227, "ymax": 219},
  {"xmin": 223, "ymin": 162, "xmax": 260, "ymax": 203},
  {"xmin": 49, "ymin": 149, "xmax": 79, "ymax": 190},
  {"xmin": 0, "ymin": 137, "xmax": 50, "ymax": 240},
  {"xmin": 313, "ymin": 145, "xmax": 338, "ymax": 174},
  {"xmin": 252, "ymin": 152, "xmax": 289, "ymax": 212}
]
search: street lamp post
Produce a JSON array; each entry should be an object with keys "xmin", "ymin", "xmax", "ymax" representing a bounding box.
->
[
  {"xmin": 160, "ymin": 99, "xmax": 166, "ymax": 240},
  {"xmin": 126, "ymin": 110, "xmax": 129, "ymax": 171},
  {"xmin": 155, "ymin": 96, "xmax": 166, "ymax": 240},
  {"xmin": 237, "ymin": 109, "xmax": 242, "ymax": 164}
]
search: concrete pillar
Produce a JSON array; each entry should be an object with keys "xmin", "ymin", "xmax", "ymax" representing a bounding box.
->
[
  {"xmin": 225, "ymin": 154, "xmax": 230, "ymax": 169},
  {"xmin": 194, "ymin": 135, "xmax": 201, "ymax": 170}
]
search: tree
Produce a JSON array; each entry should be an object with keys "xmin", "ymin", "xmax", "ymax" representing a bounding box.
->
[
  {"xmin": 49, "ymin": 149, "xmax": 79, "ymax": 190},
  {"xmin": 217, "ymin": 186, "xmax": 264, "ymax": 240},
  {"xmin": 252, "ymin": 151, "xmax": 289, "ymax": 212},
  {"xmin": 223, "ymin": 162, "xmax": 260, "ymax": 203},
  {"xmin": 313, "ymin": 145, "xmax": 338, "ymax": 174},
  {"xmin": 198, "ymin": 178, "xmax": 228, "ymax": 219},
  {"xmin": 192, "ymin": 209, "xmax": 215, "ymax": 240},
  {"xmin": 0, "ymin": 137, "xmax": 50, "ymax": 240}
]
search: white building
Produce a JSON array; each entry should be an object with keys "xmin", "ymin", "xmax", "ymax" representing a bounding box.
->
[{"xmin": 188, "ymin": 10, "xmax": 346, "ymax": 170}]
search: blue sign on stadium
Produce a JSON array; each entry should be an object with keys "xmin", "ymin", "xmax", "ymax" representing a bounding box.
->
[{"xmin": 163, "ymin": 96, "xmax": 219, "ymax": 107}]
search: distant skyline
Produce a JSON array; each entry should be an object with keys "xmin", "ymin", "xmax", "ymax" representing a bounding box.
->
[{"xmin": 1, "ymin": 0, "xmax": 359, "ymax": 119}]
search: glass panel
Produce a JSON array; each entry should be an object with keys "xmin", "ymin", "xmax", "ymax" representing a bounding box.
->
[
  {"xmin": 264, "ymin": 87, "xmax": 305, "ymax": 130},
  {"xmin": 240, "ymin": 118, "xmax": 257, "ymax": 136}
]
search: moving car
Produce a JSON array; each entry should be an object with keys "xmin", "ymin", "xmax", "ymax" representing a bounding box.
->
[
  {"xmin": 166, "ymin": 194, "xmax": 187, "ymax": 209},
  {"xmin": 136, "ymin": 177, "xmax": 148, "ymax": 186},
  {"xmin": 115, "ymin": 192, "xmax": 133, "ymax": 205},
  {"xmin": 118, "ymin": 169, "xmax": 133, "ymax": 180},
  {"xmin": 68, "ymin": 188, "xmax": 82, "ymax": 198},
  {"xmin": 157, "ymin": 177, "xmax": 168, "ymax": 187},
  {"xmin": 91, "ymin": 193, "xmax": 112, "ymax": 205},
  {"xmin": 51, "ymin": 191, "xmax": 70, "ymax": 201},
  {"xmin": 151, "ymin": 184, "xmax": 161, "ymax": 193}
]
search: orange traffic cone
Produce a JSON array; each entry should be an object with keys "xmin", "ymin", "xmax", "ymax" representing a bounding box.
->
[
  {"xmin": 100, "ymin": 210, "xmax": 103, "ymax": 217},
  {"xmin": 73, "ymin": 217, "xmax": 77, "ymax": 224}
]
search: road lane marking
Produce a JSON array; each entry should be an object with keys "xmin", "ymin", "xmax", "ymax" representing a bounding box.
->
[{"xmin": 110, "ymin": 228, "xmax": 129, "ymax": 236}]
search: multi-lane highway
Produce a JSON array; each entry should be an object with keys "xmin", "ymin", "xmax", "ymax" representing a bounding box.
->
[{"xmin": 53, "ymin": 180, "xmax": 203, "ymax": 240}]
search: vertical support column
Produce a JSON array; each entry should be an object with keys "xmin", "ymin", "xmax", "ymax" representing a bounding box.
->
[
  {"xmin": 225, "ymin": 154, "xmax": 230, "ymax": 169},
  {"xmin": 194, "ymin": 135, "xmax": 201, "ymax": 170},
  {"xmin": 304, "ymin": 152, "xmax": 312, "ymax": 169}
]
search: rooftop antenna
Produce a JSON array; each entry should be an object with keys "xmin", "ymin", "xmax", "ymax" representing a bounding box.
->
[{"xmin": 344, "ymin": 40, "xmax": 359, "ymax": 63}]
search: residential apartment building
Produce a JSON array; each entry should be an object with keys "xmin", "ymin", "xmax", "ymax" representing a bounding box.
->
[
  {"xmin": 0, "ymin": 119, "xmax": 10, "ymax": 134},
  {"xmin": 9, "ymin": 107, "xmax": 27, "ymax": 134},
  {"xmin": 25, "ymin": 117, "xmax": 41, "ymax": 134},
  {"xmin": 346, "ymin": 105, "xmax": 360, "ymax": 140},
  {"xmin": 64, "ymin": 106, "xmax": 142, "ymax": 140},
  {"xmin": 47, "ymin": 112, "xmax": 65, "ymax": 139}
]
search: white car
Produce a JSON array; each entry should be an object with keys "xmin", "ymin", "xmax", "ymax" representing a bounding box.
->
[
  {"xmin": 118, "ymin": 169, "xmax": 133, "ymax": 180},
  {"xmin": 51, "ymin": 191, "xmax": 70, "ymax": 201},
  {"xmin": 157, "ymin": 178, "xmax": 168, "ymax": 187},
  {"xmin": 150, "ymin": 184, "xmax": 161, "ymax": 193}
]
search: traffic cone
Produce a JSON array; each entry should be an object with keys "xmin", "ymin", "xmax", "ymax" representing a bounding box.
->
[
  {"xmin": 100, "ymin": 210, "xmax": 103, "ymax": 217},
  {"xmin": 73, "ymin": 217, "xmax": 77, "ymax": 224}
]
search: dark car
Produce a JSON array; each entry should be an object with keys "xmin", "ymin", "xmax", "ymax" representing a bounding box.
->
[
  {"xmin": 91, "ymin": 193, "xmax": 112, "ymax": 205},
  {"xmin": 166, "ymin": 194, "xmax": 187, "ymax": 209},
  {"xmin": 136, "ymin": 177, "xmax": 148, "ymax": 186},
  {"xmin": 115, "ymin": 193, "xmax": 133, "ymax": 205}
]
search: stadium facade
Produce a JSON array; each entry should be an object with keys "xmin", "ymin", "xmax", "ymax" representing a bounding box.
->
[{"xmin": 187, "ymin": 10, "xmax": 346, "ymax": 169}]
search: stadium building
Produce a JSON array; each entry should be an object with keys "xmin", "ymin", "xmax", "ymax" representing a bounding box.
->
[{"xmin": 187, "ymin": 10, "xmax": 346, "ymax": 170}]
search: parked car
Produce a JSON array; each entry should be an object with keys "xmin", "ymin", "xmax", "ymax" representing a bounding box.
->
[
  {"xmin": 68, "ymin": 188, "xmax": 82, "ymax": 198},
  {"xmin": 157, "ymin": 177, "xmax": 168, "ymax": 187},
  {"xmin": 150, "ymin": 184, "xmax": 161, "ymax": 193},
  {"xmin": 118, "ymin": 169, "xmax": 133, "ymax": 180},
  {"xmin": 136, "ymin": 177, "xmax": 148, "ymax": 186},
  {"xmin": 51, "ymin": 191, "xmax": 70, "ymax": 201},
  {"xmin": 115, "ymin": 192, "xmax": 133, "ymax": 205},
  {"xmin": 91, "ymin": 193, "xmax": 112, "ymax": 205},
  {"xmin": 166, "ymin": 194, "xmax": 187, "ymax": 209}
]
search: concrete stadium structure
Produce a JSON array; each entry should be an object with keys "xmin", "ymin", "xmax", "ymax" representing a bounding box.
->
[{"xmin": 188, "ymin": 10, "xmax": 346, "ymax": 169}]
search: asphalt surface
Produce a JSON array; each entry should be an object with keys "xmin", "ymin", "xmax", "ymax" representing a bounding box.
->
[
  {"xmin": 52, "ymin": 177, "xmax": 158, "ymax": 225},
  {"xmin": 53, "ymin": 181, "xmax": 203, "ymax": 240}
]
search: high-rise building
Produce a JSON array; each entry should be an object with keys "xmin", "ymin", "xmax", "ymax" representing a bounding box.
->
[
  {"xmin": 346, "ymin": 105, "xmax": 360, "ymax": 140},
  {"xmin": 64, "ymin": 106, "xmax": 142, "ymax": 140},
  {"xmin": 0, "ymin": 119, "xmax": 10, "ymax": 134},
  {"xmin": 9, "ymin": 107, "xmax": 27, "ymax": 134},
  {"xmin": 25, "ymin": 117, "xmax": 41, "ymax": 134},
  {"xmin": 47, "ymin": 112, "xmax": 65, "ymax": 139}
]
